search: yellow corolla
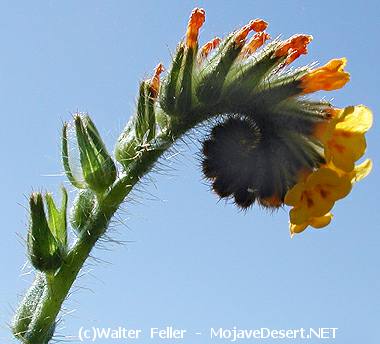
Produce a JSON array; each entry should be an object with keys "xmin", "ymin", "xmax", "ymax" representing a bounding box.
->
[
  {"xmin": 285, "ymin": 167, "xmax": 352, "ymax": 225},
  {"xmin": 286, "ymin": 159, "xmax": 372, "ymax": 235},
  {"xmin": 300, "ymin": 58, "xmax": 350, "ymax": 94},
  {"xmin": 290, "ymin": 213, "xmax": 333, "ymax": 236},
  {"xmin": 316, "ymin": 105, "xmax": 373, "ymax": 172}
]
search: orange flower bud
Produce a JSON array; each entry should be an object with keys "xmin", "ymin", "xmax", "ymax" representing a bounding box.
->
[
  {"xmin": 275, "ymin": 34, "xmax": 313, "ymax": 64},
  {"xmin": 149, "ymin": 63, "xmax": 165, "ymax": 98},
  {"xmin": 300, "ymin": 58, "xmax": 350, "ymax": 94},
  {"xmin": 199, "ymin": 37, "xmax": 221, "ymax": 60},
  {"xmin": 234, "ymin": 18, "xmax": 267, "ymax": 46},
  {"xmin": 250, "ymin": 18, "xmax": 268, "ymax": 32},
  {"xmin": 186, "ymin": 8, "xmax": 206, "ymax": 49},
  {"xmin": 241, "ymin": 32, "xmax": 271, "ymax": 56}
]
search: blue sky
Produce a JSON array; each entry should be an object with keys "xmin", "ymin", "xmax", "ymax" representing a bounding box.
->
[{"xmin": 0, "ymin": 1, "xmax": 379, "ymax": 343}]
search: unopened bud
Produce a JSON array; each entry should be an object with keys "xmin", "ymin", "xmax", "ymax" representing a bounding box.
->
[
  {"xmin": 70, "ymin": 189, "xmax": 97, "ymax": 232},
  {"xmin": 72, "ymin": 115, "xmax": 117, "ymax": 193},
  {"xmin": 27, "ymin": 193, "xmax": 64, "ymax": 272}
]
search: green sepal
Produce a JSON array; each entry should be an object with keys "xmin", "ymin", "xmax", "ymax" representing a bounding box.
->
[
  {"xmin": 160, "ymin": 44, "xmax": 185, "ymax": 114},
  {"xmin": 62, "ymin": 123, "xmax": 87, "ymax": 189},
  {"xmin": 155, "ymin": 109, "xmax": 170, "ymax": 131},
  {"xmin": 115, "ymin": 119, "xmax": 138, "ymax": 169},
  {"xmin": 223, "ymin": 42, "xmax": 282, "ymax": 104},
  {"xmin": 45, "ymin": 186, "xmax": 68, "ymax": 247},
  {"xmin": 75, "ymin": 115, "xmax": 117, "ymax": 194},
  {"xmin": 70, "ymin": 189, "xmax": 97, "ymax": 232},
  {"xmin": 135, "ymin": 81, "xmax": 157, "ymax": 143},
  {"xmin": 176, "ymin": 46, "xmax": 196, "ymax": 115},
  {"xmin": 27, "ymin": 193, "xmax": 64, "ymax": 273},
  {"xmin": 195, "ymin": 35, "xmax": 241, "ymax": 104}
]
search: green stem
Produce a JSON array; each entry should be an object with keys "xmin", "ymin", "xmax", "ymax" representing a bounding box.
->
[
  {"xmin": 13, "ymin": 107, "xmax": 216, "ymax": 343},
  {"xmin": 14, "ymin": 131, "xmax": 175, "ymax": 343}
]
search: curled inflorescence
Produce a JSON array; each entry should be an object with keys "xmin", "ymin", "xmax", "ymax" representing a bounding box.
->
[{"xmin": 146, "ymin": 8, "xmax": 371, "ymax": 235}]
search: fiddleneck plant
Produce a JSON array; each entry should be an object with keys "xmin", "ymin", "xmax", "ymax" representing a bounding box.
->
[{"xmin": 12, "ymin": 8, "xmax": 372, "ymax": 343}]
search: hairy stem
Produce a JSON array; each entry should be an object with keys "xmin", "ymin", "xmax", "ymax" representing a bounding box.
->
[{"xmin": 14, "ymin": 131, "xmax": 175, "ymax": 343}]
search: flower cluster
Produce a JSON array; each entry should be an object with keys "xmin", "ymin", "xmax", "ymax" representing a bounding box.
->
[
  {"xmin": 154, "ymin": 8, "xmax": 372, "ymax": 236},
  {"xmin": 285, "ymin": 106, "xmax": 372, "ymax": 236},
  {"xmin": 114, "ymin": 8, "xmax": 373, "ymax": 236}
]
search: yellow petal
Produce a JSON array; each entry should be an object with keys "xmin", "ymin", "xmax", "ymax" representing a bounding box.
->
[
  {"xmin": 310, "ymin": 213, "xmax": 333, "ymax": 229},
  {"xmin": 290, "ymin": 222, "xmax": 308, "ymax": 236},
  {"xmin": 290, "ymin": 207, "xmax": 311, "ymax": 225},
  {"xmin": 284, "ymin": 182, "xmax": 305, "ymax": 206},
  {"xmin": 290, "ymin": 197, "xmax": 335, "ymax": 224},
  {"xmin": 306, "ymin": 167, "xmax": 338, "ymax": 186},
  {"xmin": 328, "ymin": 133, "xmax": 366, "ymax": 172},
  {"xmin": 336, "ymin": 105, "xmax": 373, "ymax": 134},
  {"xmin": 289, "ymin": 213, "xmax": 333, "ymax": 236},
  {"xmin": 351, "ymin": 159, "xmax": 373, "ymax": 183},
  {"xmin": 325, "ymin": 176, "xmax": 352, "ymax": 201}
]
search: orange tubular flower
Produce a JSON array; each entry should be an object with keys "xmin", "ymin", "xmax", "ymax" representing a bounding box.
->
[
  {"xmin": 199, "ymin": 37, "xmax": 221, "ymax": 60},
  {"xmin": 241, "ymin": 32, "xmax": 271, "ymax": 56},
  {"xmin": 300, "ymin": 58, "xmax": 350, "ymax": 94},
  {"xmin": 275, "ymin": 34, "xmax": 313, "ymax": 65},
  {"xmin": 186, "ymin": 8, "xmax": 206, "ymax": 49},
  {"xmin": 234, "ymin": 18, "xmax": 267, "ymax": 46},
  {"xmin": 249, "ymin": 18, "xmax": 268, "ymax": 32},
  {"xmin": 149, "ymin": 63, "xmax": 165, "ymax": 98}
]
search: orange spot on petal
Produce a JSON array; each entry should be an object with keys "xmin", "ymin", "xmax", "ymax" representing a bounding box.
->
[
  {"xmin": 329, "ymin": 140, "xmax": 346, "ymax": 154},
  {"xmin": 319, "ymin": 188, "xmax": 329, "ymax": 199}
]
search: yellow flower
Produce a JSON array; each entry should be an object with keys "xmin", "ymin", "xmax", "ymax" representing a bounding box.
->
[
  {"xmin": 350, "ymin": 159, "xmax": 373, "ymax": 182},
  {"xmin": 290, "ymin": 213, "xmax": 333, "ymax": 236},
  {"xmin": 300, "ymin": 58, "xmax": 350, "ymax": 94},
  {"xmin": 331, "ymin": 158, "xmax": 373, "ymax": 183},
  {"xmin": 286, "ymin": 159, "xmax": 372, "ymax": 235},
  {"xmin": 315, "ymin": 105, "xmax": 373, "ymax": 172},
  {"xmin": 285, "ymin": 167, "xmax": 352, "ymax": 225}
]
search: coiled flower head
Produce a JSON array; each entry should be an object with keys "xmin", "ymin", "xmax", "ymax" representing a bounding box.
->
[{"xmin": 119, "ymin": 8, "xmax": 373, "ymax": 236}]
